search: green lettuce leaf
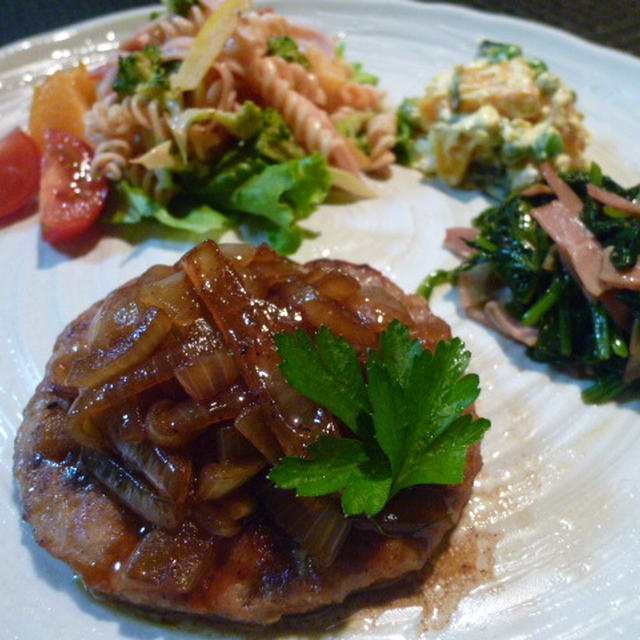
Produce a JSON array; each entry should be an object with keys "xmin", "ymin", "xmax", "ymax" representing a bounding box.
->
[
  {"xmin": 229, "ymin": 154, "xmax": 331, "ymax": 228},
  {"xmin": 105, "ymin": 104, "xmax": 331, "ymax": 255},
  {"xmin": 107, "ymin": 181, "xmax": 228, "ymax": 234}
]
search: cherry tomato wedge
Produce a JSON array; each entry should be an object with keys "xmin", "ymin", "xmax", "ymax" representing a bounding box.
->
[
  {"xmin": 0, "ymin": 128, "xmax": 40, "ymax": 218},
  {"xmin": 40, "ymin": 128, "xmax": 108, "ymax": 243}
]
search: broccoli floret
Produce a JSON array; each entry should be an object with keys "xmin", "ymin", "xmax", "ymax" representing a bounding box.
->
[
  {"xmin": 252, "ymin": 107, "xmax": 307, "ymax": 162},
  {"xmin": 267, "ymin": 36, "xmax": 309, "ymax": 68},
  {"xmin": 164, "ymin": 0, "xmax": 198, "ymax": 16},
  {"xmin": 112, "ymin": 45, "xmax": 175, "ymax": 99}
]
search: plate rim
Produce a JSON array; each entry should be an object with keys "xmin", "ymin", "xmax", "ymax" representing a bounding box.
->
[{"xmin": 1, "ymin": 0, "xmax": 639, "ymax": 76}]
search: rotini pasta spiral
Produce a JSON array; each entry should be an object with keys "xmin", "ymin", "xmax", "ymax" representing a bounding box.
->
[
  {"xmin": 121, "ymin": 4, "xmax": 208, "ymax": 52},
  {"xmin": 265, "ymin": 56, "xmax": 327, "ymax": 106},
  {"xmin": 246, "ymin": 55, "xmax": 360, "ymax": 173},
  {"xmin": 366, "ymin": 113, "xmax": 396, "ymax": 173},
  {"xmin": 86, "ymin": 1, "xmax": 396, "ymax": 188}
]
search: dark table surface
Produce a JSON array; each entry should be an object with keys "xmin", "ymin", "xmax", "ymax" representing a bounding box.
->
[{"xmin": 0, "ymin": 0, "xmax": 638, "ymax": 57}]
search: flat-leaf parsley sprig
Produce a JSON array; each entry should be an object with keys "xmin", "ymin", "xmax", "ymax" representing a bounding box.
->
[{"xmin": 269, "ymin": 320, "xmax": 490, "ymax": 517}]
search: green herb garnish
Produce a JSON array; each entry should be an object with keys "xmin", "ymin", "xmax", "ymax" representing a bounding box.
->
[{"xmin": 269, "ymin": 321, "xmax": 490, "ymax": 517}]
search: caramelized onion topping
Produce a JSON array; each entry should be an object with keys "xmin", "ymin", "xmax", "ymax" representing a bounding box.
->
[
  {"xmin": 192, "ymin": 491, "xmax": 257, "ymax": 538},
  {"xmin": 65, "ymin": 412, "xmax": 106, "ymax": 451},
  {"xmin": 66, "ymin": 306, "xmax": 173, "ymax": 388},
  {"xmin": 118, "ymin": 522, "xmax": 213, "ymax": 593},
  {"xmin": 260, "ymin": 484, "xmax": 350, "ymax": 567},
  {"xmin": 216, "ymin": 423, "xmax": 259, "ymax": 461},
  {"xmin": 195, "ymin": 458, "xmax": 265, "ymax": 501},
  {"xmin": 110, "ymin": 428, "xmax": 193, "ymax": 503},
  {"xmin": 306, "ymin": 270, "xmax": 361, "ymax": 302},
  {"xmin": 81, "ymin": 450, "xmax": 184, "ymax": 529},
  {"xmin": 144, "ymin": 384, "xmax": 249, "ymax": 448},
  {"xmin": 87, "ymin": 286, "xmax": 145, "ymax": 350},
  {"xmin": 138, "ymin": 270, "xmax": 204, "ymax": 326},
  {"xmin": 69, "ymin": 320, "xmax": 224, "ymax": 417},
  {"xmin": 181, "ymin": 240, "xmax": 317, "ymax": 457},
  {"xmin": 233, "ymin": 404, "xmax": 283, "ymax": 463},
  {"xmin": 54, "ymin": 241, "xmax": 455, "ymax": 568},
  {"xmin": 175, "ymin": 349, "xmax": 239, "ymax": 401}
]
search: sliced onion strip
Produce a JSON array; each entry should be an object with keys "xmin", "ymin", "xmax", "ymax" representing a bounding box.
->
[
  {"xmin": 181, "ymin": 240, "xmax": 316, "ymax": 457},
  {"xmin": 81, "ymin": 450, "xmax": 184, "ymax": 529},
  {"xmin": 216, "ymin": 423, "xmax": 259, "ymax": 461},
  {"xmin": 306, "ymin": 270, "xmax": 360, "ymax": 302},
  {"xmin": 192, "ymin": 492, "xmax": 257, "ymax": 538},
  {"xmin": 195, "ymin": 459, "xmax": 265, "ymax": 501},
  {"xmin": 260, "ymin": 485, "xmax": 350, "ymax": 567},
  {"xmin": 233, "ymin": 404, "xmax": 283, "ymax": 462},
  {"xmin": 110, "ymin": 428, "xmax": 193, "ymax": 503},
  {"xmin": 175, "ymin": 349, "xmax": 239, "ymax": 401},
  {"xmin": 69, "ymin": 321, "xmax": 224, "ymax": 417},
  {"xmin": 138, "ymin": 271, "xmax": 205, "ymax": 326},
  {"xmin": 145, "ymin": 385, "xmax": 248, "ymax": 448},
  {"xmin": 66, "ymin": 306, "xmax": 172, "ymax": 388},
  {"xmin": 118, "ymin": 523, "xmax": 213, "ymax": 593}
]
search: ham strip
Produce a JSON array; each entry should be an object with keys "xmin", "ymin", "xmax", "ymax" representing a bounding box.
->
[
  {"xmin": 444, "ymin": 227, "xmax": 479, "ymax": 258},
  {"xmin": 457, "ymin": 267, "xmax": 538, "ymax": 347},
  {"xmin": 457, "ymin": 265, "xmax": 494, "ymax": 310},
  {"xmin": 600, "ymin": 290, "xmax": 632, "ymax": 331},
  {"xmin": 483, "ymin": 301, "xmax": 539, "ymax": 347},
  {"xmin": 600, "ymin": 246, "xmax": 640, "ymax": 290},
  {"xmin": 530, "ymin": 199, "xmax": 606, "ymax": 298},
  {"xmin": 520, "ymin": 183, "xmax": 554, "ymax": 197},
  {"xmin": 539, "ymin": 161, "xmax": 583, "ymax": 215},
  {"xmin": 587, "ymin": 183, "xmax": 640, "ymax": 215}
]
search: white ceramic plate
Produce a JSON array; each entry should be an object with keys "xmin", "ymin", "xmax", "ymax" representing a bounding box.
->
[{"xmin": 2, "ymin": 2, "xmax": 640, "ymax": 638}]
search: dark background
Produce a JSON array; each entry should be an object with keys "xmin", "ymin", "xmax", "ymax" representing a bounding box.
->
[{"xmin": 0, "ymin": 0, "xmax": 638, "ymax": 57}]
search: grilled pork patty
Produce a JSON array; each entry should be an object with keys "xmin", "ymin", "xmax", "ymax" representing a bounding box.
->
[{"xmin": 14, "ymin": 244, "xmax": 482, "ymax": 625}]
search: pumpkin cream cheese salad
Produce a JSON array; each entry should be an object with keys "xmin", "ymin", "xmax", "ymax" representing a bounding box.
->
[
  {"xmin": 18, "ymin": 0, "xmax": 395, "ymax": 250},
  {"xmin": 396, "ymin": 40, "xmax": 588, "ymax": 197}
]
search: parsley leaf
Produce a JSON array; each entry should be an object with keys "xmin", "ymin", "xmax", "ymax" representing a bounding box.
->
[
  {"xmin": 274, "ymin": 328, "xmax": 371, "ymax": 439},
  {"xmin": 269, "ymin": 320, "xmax": 490, "ymax": 517},
  {"xmin": 269, "ymin": 435, "xmax": 392, "ymax": 517}
]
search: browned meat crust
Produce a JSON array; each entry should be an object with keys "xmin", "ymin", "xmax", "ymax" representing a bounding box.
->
[{"xmin": 14, "ymin": 257, "xmax": 482, "ymax": 626}]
